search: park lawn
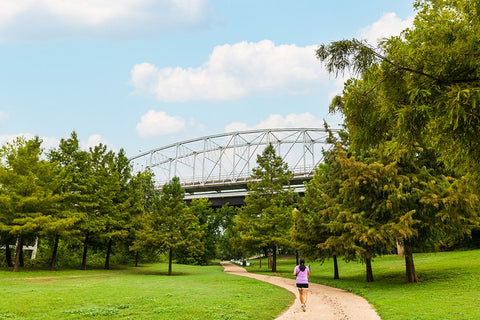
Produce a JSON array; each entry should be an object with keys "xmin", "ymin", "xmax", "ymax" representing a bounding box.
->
[
  {"xmin": 246, "ymin": 249, "xmax": 480, "ymax": 320},
  {"xmin": 0, "ymin": 263, "xmax": 293, "ymax": 320}
]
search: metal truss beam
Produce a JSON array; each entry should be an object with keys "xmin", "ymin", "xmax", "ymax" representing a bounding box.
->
[{"xmin": 129, "ymin": 127, "xmax": 337, "ymax": 193}]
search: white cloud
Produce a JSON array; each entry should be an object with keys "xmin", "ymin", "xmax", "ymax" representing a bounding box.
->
[
  {"xmin": 225, "ymin": 113, "xmax": 325, "ymax": 133},
  {"xmin": 136, "ymin": 110, "xmax": 186, "ymax": 137},
  {"xmin": 0, "ymin": 0, "xmax": 213, "ymax": 41},
  {"xmin": 359, "ymin": 12, "xmax": 414, "ymax": 45},
  {"xmin": 82, "ymin": 134, "xmax": 112, "ymax": 150},
  {"xmin": 131, "ymin": 40, "xmax": 328, "ymax": 102}
]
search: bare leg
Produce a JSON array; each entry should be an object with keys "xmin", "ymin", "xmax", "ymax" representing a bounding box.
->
[
  {"xmin": 302, "ymin": 290, "xmax": 308, "ymax": 304},
  {"xmin": 298, "ymin": 289, "xmax": 307, "ymax": 312},
  {"xmin": 298, "ymin": 289, "xmax": 305, "ymax": 304}
]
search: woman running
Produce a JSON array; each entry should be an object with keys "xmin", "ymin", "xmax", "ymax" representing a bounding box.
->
[{"xmin": 293, "ymin": 258, "xmax": 310, "ymax": 312}]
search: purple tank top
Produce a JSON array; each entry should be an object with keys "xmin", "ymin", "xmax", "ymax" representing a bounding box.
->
[{"xmin": 294, "ymin": 265, "xmax": 309, "ymax": 284}]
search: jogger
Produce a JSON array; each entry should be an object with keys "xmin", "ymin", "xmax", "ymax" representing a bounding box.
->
[{"xmin": 293, "ymin": 258, "xmax": 310, "ymax": 312}]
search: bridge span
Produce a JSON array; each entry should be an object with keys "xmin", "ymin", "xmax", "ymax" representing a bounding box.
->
[{"xmin": 129, "ymin": 128, "xmax": 337, "ymax": 206}]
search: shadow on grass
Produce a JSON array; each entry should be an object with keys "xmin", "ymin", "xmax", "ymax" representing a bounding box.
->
[
  {"xmin": 132, "ymin": 270, "xmax": 189, "ymax": 276},
  {"xmin": 121, "ymin": 265, "xmax": 192, "ymax": 276}
]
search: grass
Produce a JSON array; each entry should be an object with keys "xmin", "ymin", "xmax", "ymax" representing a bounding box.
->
[
  {"xmin": 0, "ymin": 263, "xmax": 293, "ymax": 320},
  {"xmin": 2, "ymin": 250, "xmax": 478, "ymax": 319},
  {"xmin": 245, "ymin": 249, "xmax": 480, "ymax": 320}
]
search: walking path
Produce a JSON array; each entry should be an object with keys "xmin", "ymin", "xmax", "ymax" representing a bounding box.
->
[{"xmin": 221, "ymin": 262, "xmax": 381, "ymax": 320}]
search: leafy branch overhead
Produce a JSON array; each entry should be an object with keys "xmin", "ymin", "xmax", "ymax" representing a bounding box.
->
[{"xmin": 316, "ymin": 0, "xmax": 480, "ymax": 178}]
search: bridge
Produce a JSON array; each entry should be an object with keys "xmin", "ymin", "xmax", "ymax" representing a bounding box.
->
[{"xmin": 129, "ymin": 128, "xmax": 337, "ymax": 206}]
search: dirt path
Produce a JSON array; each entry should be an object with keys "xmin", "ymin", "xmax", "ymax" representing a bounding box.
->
[{"xmin": 221, "ymin": 262, "xmax": 381, "ymax": 320}]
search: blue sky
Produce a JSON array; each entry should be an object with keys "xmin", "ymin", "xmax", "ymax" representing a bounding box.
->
[{"xmin": 0, "ymin": 0, "xmax": 415, "ymax": 157}]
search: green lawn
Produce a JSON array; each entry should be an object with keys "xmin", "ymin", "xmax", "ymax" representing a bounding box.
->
[
  {"xmin": 2, "ymin": 250, "xmax": 478, "ymax": 320},
  {"xmin": 245, "ymin": 249, "xmax": 480, "ymax": 320},
  {"xmin": 0, "ymin": 263, "xmax": 293, "ymax": 320}
]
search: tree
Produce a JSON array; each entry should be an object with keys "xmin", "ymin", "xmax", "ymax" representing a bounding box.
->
[
  {"xmin": 294, "ymin": 140, "xmax": 355, "ymax": 280},
  {"xmin": 329, "ymin": 147, "xmax": 395, "ymax": 282},
  {"xmin": 316, "ymin": 0, "xmax": 480, "ymax": 180},
  {"xmin": 103, "ymin": 149, "xmax": 132, "ymax": 270},
  {"xmin": 234, "ymin": 143, "xmax": 295, "ymax": 272},
  {"xmin": 128, "ymin": 169, "xmax": 158, "ymax": 267},
  {"xmin": 75, "ymin": 143, "xmax": 116, "ymax": 270},
  {"xmin": 0, "ymin": 137, "xmax": 58, "ymax": 272},
  {"xmin": 316, "ymin": 0, "xmax": 480, "ymax": 282},
  {"xmin": 135, "ymin": 177, "xmax": 203, "ymax": 275},
  {"xmin": 177, "ymin": 198, "xmax": 218, "ymax": 265},
  {"xmin": 46, "ymin": 132, "xmax": 84, "ymax": 270}
]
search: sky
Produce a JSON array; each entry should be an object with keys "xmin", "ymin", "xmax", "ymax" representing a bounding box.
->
[{"xmin": 0, "ymin": 0, "xmax": 415, "ymax": 158}]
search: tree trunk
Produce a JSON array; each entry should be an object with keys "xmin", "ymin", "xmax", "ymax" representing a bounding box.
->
[
  {"xmin": 333, "ymin": 255, "xmax": 340, "ymax": 280},
  {"xmin": 18, "ymin": 236, "xmax": 24, "ymax": 267},
  {"xmin": 272, "ymin": 245, "xmax": 277, "ymax": 273},
  {"xmin": 49, "ymin": 234, "xmax": 60, "ymax": 271},
  {"xmin": 104, "ymin": 239, "xmax": 112, "ymax": 269},
  {"xmin": 404, "ymin": 240, "xmax": 420, "ymax": 283},
  {"xmin": 81, "ymin": 233, "xmax": 89, "ymax": 270},
  {"xmin": 13, "ymin": 234, "xmax": 23, "ymax": 272},
  {"xmin": 135, "ymin": 251, "xmax": 139, "ymax": 268},
  {"xmin": 365, "ymin": 258, "xmax": 374, "ymax": 282},
  {"xmin": 168, "ymin": 248, "xmax": 173, "ymax": 275},
  {"xmin": 295, "ymin": 251, "xmax": 299, "ymax": 266},
  {"xmin": 5, "ymin": 238, "xmax": 13, "ymax": 267}
]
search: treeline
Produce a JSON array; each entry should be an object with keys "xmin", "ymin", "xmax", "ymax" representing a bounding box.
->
[
  {"xmin": 231, "ymin": 138, "xmax": 479, "ymax": 284},
  {"xmin": 0, "ymin": 132, "xmax": 239, "ymax": 273}
]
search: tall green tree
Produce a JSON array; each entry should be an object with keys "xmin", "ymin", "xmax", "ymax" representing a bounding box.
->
[
  {"xmin": 316, "ymin": 0, "xmax": 480, "ymax": 281},
  {"xmin": 103, "ymin": 149, "xmax": 132, "ymax": 270},
  {"xmin": 135, "ymin": 177, "xmax": 203, "ymax": 275},
  {"xmin": 128, "ymin": 169, "xmax": 158, "ymax": 267},
  {"xmin": 177, "ymin": 198, "xmax": 218, "ymax": 265},
  {"xmin": 294, "ymin": 141, "xmax": 355, "ymax": 280},
  {"xmin": 316, "ymin": 146, "xmax": 395, "ymax": 282},
  {"xmin": 0, "ymin": 137, "xmax": 59, "ymax": 272},
  {"xmin": 46, "ymin": 132, "xmax": 84, "ymax": 270},
  {"xmin": 75, "ymin": 144, "xmax": 116, "ymax": 270},
  {"xmin": 234, "ymin": 143, "xmax": 294, "ymax": 272}
]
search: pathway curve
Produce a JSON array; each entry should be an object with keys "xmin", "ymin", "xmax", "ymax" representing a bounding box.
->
[{"xmin": 221, "ymin": 262, "xmax": 381, "ymax": 320}]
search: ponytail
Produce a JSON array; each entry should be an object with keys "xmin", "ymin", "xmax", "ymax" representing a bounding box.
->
[{"xmin": 299, "ymin": 258, "xmax": 306, "ymax": 272}]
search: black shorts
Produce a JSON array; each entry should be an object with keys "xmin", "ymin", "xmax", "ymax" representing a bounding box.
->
[{"xmin": 296, "ymin": 283, "xmax": 309, "ymax": 289}]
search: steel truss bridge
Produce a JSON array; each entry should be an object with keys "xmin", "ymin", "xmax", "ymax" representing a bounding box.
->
[{"xmin": 129, "ymin": 128, "xmax": 337, "ymax": 205}]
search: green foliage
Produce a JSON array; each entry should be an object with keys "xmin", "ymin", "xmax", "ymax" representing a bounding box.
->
[
  {"xmin": 298, "ymin": 139, "xmax": 479, "ymax": 282},
  {"xmin": 178, "ymin": 198, "xmax": 218, "ymax": 265},
  {"xmin": 315, "ymin": 0, "xmax": 480, "ymax": 282},
  {"xmin": 216, "ymin": 204, "xmax": 240, "ymax": 260},
  {"xmin": 294, "ymin": 137, "xmax": 355, "ymax": 265},
  {"xmin": 0, "ymin": 136, "xmax": 60, "ymax": 271},
  {"xmin": 0, "ymin": 131, "xmax": 159, "ymax": 271},
  {"xmin": 135, "ymin": 177, "xmax": 203, "ymax": 274},
  {"xmin": 318, "ymin": 0, "xmax": 480, "ymax": 181},
  {"xmin": 234, "ymin": 144, "xmax": 295, "ymax": 272}
]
